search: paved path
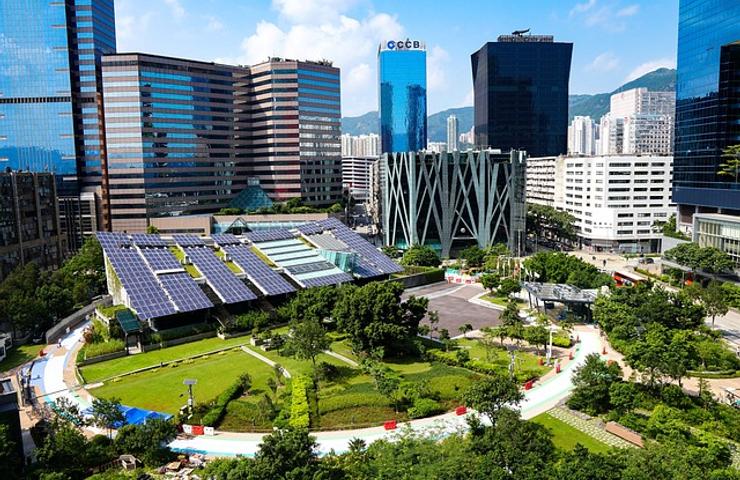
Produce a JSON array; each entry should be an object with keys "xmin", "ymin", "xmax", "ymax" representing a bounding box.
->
[
  {"xmin": 240, "ymin": 346, "xmax": 291, "ymax": 378},
  {"xmin": 547, "ymin": 406, "xmax": 635, "ymax": 449},
  {"xmin": 324, "ymin": 350, "xmax": 358, "ymax": 368},
  {"xmin": 407, "ymin": 283, "xmax": 503, "ymax": 333}
]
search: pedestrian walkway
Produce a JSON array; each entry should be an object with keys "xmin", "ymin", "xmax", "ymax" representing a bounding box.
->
[{"xmin": 547, "ymin": 406, "xmax": 636, "ymax": 449}]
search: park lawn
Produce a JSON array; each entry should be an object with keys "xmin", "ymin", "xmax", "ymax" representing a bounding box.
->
[
  {"xmin": 531, "ymin": 413, "xmax": 612, "ymax": 454},
  {"xmin": 0, "ymin": 344, "xmax": 45, "ymax": 373},
  {"xmin": 328, "ymin": 336, "xmax": 360, "ymax": 363},
  {"xmin": 79, "ymin": 336, "xmax": 252, "ymax": 383},
  {"xmin": 92, "ymin": 350, "xmax": 274, "ymax": 414},
  {"xmin": 456, "ymin": 338, "xmax": 549, "ymax": 376},
  {"xmin": 481, "ymin": 293, "xmax": 526, "ymax": 307},
  {"xmin": 245, "ymin": 345, "xmax": 347, "ymax": 377}
]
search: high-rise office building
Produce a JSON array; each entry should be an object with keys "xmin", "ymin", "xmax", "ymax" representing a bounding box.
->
[
  {"xmin": 378, "ymin": 40, "xmax": 427, "ymax": 154},
  {"xmin": 245, "ymin": 58, "xmax": 342, "ymax": 206},
  {"xmin": 673, "ymin": 0, "xmax": 740, "ymax": 229},
  {"xmin": 0, "ymin": 0, "xmax": 116, "ymax": 245},
  {"xmin": 471, "ymin": 33, "xmax": 572, "ymax": 157},
  {"xmin": 447, "ymin": 115, "xmax": 459, "ymax": 152},
  {"xmin": 342, "ymin": 156, "xmax": 377, "ymax": 202},
  {"xmin": 567, "ymin": 116, "xmax": 597, "ymax": 155}
]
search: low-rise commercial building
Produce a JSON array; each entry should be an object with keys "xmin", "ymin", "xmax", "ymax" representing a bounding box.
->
[
  {"xmin": 381, "ymin": 149, "xmax": 526, "ymax": 257},
  {"xmin": 693, "ymin": 213, "xmax": 740, "ymax": 267},
  {"xmin": 527, "ymin": 155, "xmax": 675, "ymax": 253}
]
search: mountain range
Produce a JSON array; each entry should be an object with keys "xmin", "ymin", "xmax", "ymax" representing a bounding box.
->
[{"xmin": 341, "ymin": 68, "xmax": 676, "ymax": 142}]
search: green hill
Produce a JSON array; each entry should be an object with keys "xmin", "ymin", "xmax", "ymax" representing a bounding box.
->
[{"xmin": 341, "ymin": 68, "xmax": 677, "ymax": 140}]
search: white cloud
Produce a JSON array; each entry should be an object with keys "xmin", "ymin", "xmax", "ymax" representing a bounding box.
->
[
  {"xmin": 586, "ymin": 52, "xmax": 620, "ymax": 72},
  {"xmin": 569, "ymin": 0, "xmax": 596, "ymax": 16},
  {"xmin": 206, "ymin": 16, "xmax": 224, "ymax": 33},
  {"xmin": 272, "ymin": 0, "xmax": 358, "ymax": 24},
  {"xmin": 616, "ymin": 4, "xmax": 640, "ymax": 17},
  {"xmin": 427, "ymin": 46, "xmax": 450, "ymax": 92},
  {"xmin": 115, "ymin": 0, "xmax": 155, "ymax": 43},
  {"xmin": 624, "ymin": 57, "xmax": 676, "ymax": 82},
  {"xmin": 163, "ymin": 0, "xmax": 185, "ymax": 19},
  {"xmin": 230, "ymin": 9, "xmax": 404, "ymax": 115}
]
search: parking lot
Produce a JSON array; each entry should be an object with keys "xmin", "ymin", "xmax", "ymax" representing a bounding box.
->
[{"xmin": 403, "ymin": 282, "xmax": 502, "ymax": 335}]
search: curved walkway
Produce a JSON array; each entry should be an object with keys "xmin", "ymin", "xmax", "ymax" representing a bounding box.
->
[{"xmin": 35, "ymin": 321, "xmax": 602, "ymax": 458}]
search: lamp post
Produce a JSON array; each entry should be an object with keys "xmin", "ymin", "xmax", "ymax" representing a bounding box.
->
[
  {"xmin": 546, "ymin": 325, "xmax": 557, "ymax": 366},
  {"xmin": 183, "ymin": 379, "xmax": 197, "ymax": 416}
]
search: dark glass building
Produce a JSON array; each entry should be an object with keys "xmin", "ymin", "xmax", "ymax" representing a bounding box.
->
[
  {"xmin": 673, "ymin": 0, "xmax": 740, "ymax": 222},
  {"xmin": 471, "ymin": 34, "xmax": 572, "ymax": 157},
  {"xmin": 378, "ymin": 40, "xmax": 427, "ymax": 154},
  {"xmin": 0, "ymin": 0, "xmax": 116, "ymax": 190}
]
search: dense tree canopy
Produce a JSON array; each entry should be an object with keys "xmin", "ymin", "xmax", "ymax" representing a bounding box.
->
[
  {"xmin": 526, "ymin": 203, "xmax": 577, "ymax": 244},
  {"xmin": 664, "ymin": 242, "xmax": 734, "ymax": 273},
  {"xmin": 333, "ymin": 281, "xmax": 428, "ymax": 357},
  {"xmin": 523, "ymin": 252, "xmax": 613, "ymax": 288},
  {"xmin": 400, "ymin": 245, "xmax": 440, "ymax": 267}
]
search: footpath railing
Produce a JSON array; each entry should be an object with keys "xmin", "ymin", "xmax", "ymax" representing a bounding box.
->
[{"xmin": 46, "ymin": 295, "xmax": 112, "ymax": 343}]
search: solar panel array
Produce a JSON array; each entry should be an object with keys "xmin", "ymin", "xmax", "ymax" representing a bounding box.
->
[
  {"xmin": 222, "ymin": 244, "xmax": 296, "ymax": 296},
  {"xmin": 245, "ymin": 229, "xmax": 296, "ymax": 243},
  {"xmin": 183, "ymin": 246, "xmax": 257, "ymax": 304},
  {"xmin": 315, "ymin": 219, "xmax": 403, "ymax": 276},
  {"xmin": 172, "ymin": 234, "xmax": 206, "ymax": 247},
  {"xmin": 97, "ymin": 232, "xmax": 131, "ymax": 249},
  {"xmin": 131, "ymin": 233, "xmax": 167, "ymax": 247},
  {"xmin": 296, "ymin": 222, "xmax": 324, "ymax": 235},
  {"xmin": 159, "ymin": 272, "xmax": 213, "ymax": 311},
  {"xmin": 286, "ymin": 261, "xmax": 335, "ymax": 275},
  {"xmin": 300, "ymin": 272, "xmax": 354, "ymax": 287},
  {"xmin": 211, "ymin": 233, "xmax": 241, "ymax": 246},
  {"xmin": 140, "ymin": 248, "xmax": 182, "ymax": 271}
]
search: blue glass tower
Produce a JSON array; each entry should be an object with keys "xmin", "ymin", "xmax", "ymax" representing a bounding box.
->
[
  {"xmin": 0, "ymin": 0, "xmax": 116, "ymax": 194},
  {"xmin": 673, "ymin": 0, "xmax": 740, "ymax": 214},
  {"xmin": 378, "ymin": 40, "xmax": 427, "ymax": 154}
]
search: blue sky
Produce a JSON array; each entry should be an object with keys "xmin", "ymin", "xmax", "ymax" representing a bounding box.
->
[{"xmin": 114, "ymin": 0, "xmax": 679, "ymax": 117}]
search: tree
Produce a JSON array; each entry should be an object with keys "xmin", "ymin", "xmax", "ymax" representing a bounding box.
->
[
  {"xmin": 662, "ymin": 329, "xmax": 699, "ymax": 387},
  {"xmin": 333, "ymin": 281, "xmax": 428, "ymax": 356},
  {"xmin": 400, "ymin": 245, "xmax": 440, "ymax": 267},
  {"xmin": 718, "ymin": 144, "xmax": 740, "ymax": 183},
  {"xmin": 114, "ymin": 418, "xmax": 177, "ymax": 466},
  {"xmin": 459, "ymin": 246, "xmax": 486, "ymax": 268},
  {"xmin": 664, "ymin": 242, "xmax": 734, "ymax": 273},
  {"xmin": 381, "ymin": 245, "xmax": 402, "ymax": 259},
  {"xmin": 523, "ymin": 251, "xmax": 613, "ymax": 288},
  {"xmin": 145, "ymin": 224, "xmax": 160, "ymax": 234},
  {"xmin": 0, "ymin": 425, "xmax": 22, "ymax": 479},
  {"xmin": 500, "ymin": 300, "xmax": 521, "ymax": 329},
  {"xmin": 526, "ymin": 203, "xmax": 577, "ymax": 246},
  {"xmin": 286, "ymin": 318, "xmax": 330, "ymax": 368},
  {"xmin": 462, "ymin": 374, "xmax": 524, "ymax": 425},
  {"xmin": 439, "ymin": 328, "xmax": 451, "ymax": 351},
  {"xmin": 427, "ymin": 310, "xmax": 440, "ymax": 339},
  {"xmin": 35, "ymin": 420, "xmax": 90, "ymax": 478},
  {"xmin": 479, "ymin": 272, "xmax": 500, "ymax": 292},
  {"xmin": 609, "ymin": 381, "xmax": 638, "ymax": 415},
  {"xmin": 91, "ymin": 397, "xmax": 125, "ymax": 438},
  {"xmin": 250, "ymin": 428, "xmax": 321, "ymax": 479},
  {"xmin": 459, "ymin": 323, "xmax": 473, "ymax": 339},
  {"xmin": 285, "ymin": 285, "xmax": 338, "ymax": 324},
  {"xmin": 701, "ymin": 281, "xmax": 730, "ymax": 326},
  {"xmin": 567, "ymin": 353, "xmax": 622, "ymax": 414},
  {"xmin": 523, "ymin": 324, "xmax": 548, "ymax": 355},
  {"xmin": 496, "ymin": 278, "xmax": 521, "ymax": 297}
]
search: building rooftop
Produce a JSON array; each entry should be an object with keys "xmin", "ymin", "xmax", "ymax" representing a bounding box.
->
[
  {"xmin": 693, "ymin": 213, "xmax": 740, "ymax": 223},
  {"xmin": 0, "ymin": 378, "xmax": 15, "ymax": 396}
]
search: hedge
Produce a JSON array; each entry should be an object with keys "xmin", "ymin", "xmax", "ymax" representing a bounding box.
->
[
  {"xmin": 151, "ymin": 322, "xmax": 216, "ymax": 343},
  {"xmin": 201, "ymin": 374, "xmax": 250, "ymax": 427},
  {"xmin": 289, "ymin": 376, "xmax": 310, "ymax": 429}
]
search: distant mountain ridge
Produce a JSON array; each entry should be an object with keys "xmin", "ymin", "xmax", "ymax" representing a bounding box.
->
[{"xmin": 341, "ymin": 68, "xmax": 676, "ymax": 142}]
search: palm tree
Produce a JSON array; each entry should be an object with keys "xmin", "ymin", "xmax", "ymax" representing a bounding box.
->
[{"xmin": 458, "ymin": 323, "xmax": 473, "ymax": 339}]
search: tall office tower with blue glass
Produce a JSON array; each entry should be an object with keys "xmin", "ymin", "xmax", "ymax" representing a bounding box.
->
[
  {"xmin": 378, "ymin": 40, "xmax": 427, "ymax": 154},
  {"xmin": 673, "ymin": 0, "xmax": 740, "ymax": 227},
  {"xmin": 102, "ymin": 54, "xmax": 341, "ymax": 232},
  {"xmin": 0, "ymin": 0, "xmax": 116, "ymax": 248},
  {"xmin": 471, "ymin": 34, "xmax": 572, "ymax": 157}
]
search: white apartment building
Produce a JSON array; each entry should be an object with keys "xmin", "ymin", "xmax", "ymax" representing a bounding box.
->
[
  {"xmin": 341, "ymin": 133, "xmax": 381, "ymax": 157},
  {"xmin": 567, "ymin": 116, "xmax": 597, "ymax": 155},
  {"xmin": 426, "ymin": 141, "xmax": 447, "ymax": 153},
  {"xmin": 599, "ymin": 88, "xmax": 675, "ymax": 155},
  {"xmin": 527, "ymin": 154, "xmax": 675, "ymax": 253},
  {"xmin": 342, "ymin": 156, "xmax": 377, "ymax": 202},
  {"xmin": 447, "ymin": 114, "xmax": 459, "ymax": 152}
]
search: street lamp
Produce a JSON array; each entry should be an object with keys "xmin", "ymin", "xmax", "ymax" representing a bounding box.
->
[
  {"xmin": 183, "ymin": 379, "xmax": 197, "ymax": 415},
  {"xmin": 546, "ymin": 324, "xmax": 558, "ymax": 366}
]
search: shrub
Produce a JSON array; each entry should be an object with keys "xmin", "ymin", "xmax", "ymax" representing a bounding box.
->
[
  {"xmin": 83, "ymin": 339, "xmax": 125, "ymax": 359},
  {"xmin": 230, "ymin": 311, "xmax": 272, "ymax": 334},
  {"xmin": 407, "ymin": 397, "xmax": 443, "ymax": 419},
  {"xmin": 316, "ymin": 361, "xmax": 341, "ymax": 382},
  {"xmin": 151, "ymin": 322, "xmax": 216, "ymax": 343},
  {"xmin": 400, "ymin": 245, "xmax": 439, "ymax": 267},
  {"xmin": 201, "ymin": 374, "xmax": 252, "ymax": 427},
  {"xmin": 289, "ymin": 376, "xmax": 310, "ymax": 429},
  {"xmin": 497, "ymin": 278, "xmax": 521, "ymax": 297}
]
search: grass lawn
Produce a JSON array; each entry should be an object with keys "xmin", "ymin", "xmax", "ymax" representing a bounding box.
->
[
  {"xmin": 0, "ymin": 344, "xmax": 45, "ymax": 373},
  {"xmin": 169, "ymin": 246, "xmax": 202, "ymax": 278},
  {"xmin": 456, "ymin": 338, "xmax": 549, "ymax": 376},
  {"xmin": 93, "ymin": 350, "xmax": 274, "ymax": 414},
  {"xmin": 79, "ymin": 336, "xmax": 252, "ymax": 383},
  {"xmin": 480, "ymin": 293, "xmax": 526, "ymax": 307},
  {"xmin": 531, "ymin": 413, "xmax": 611, "ymax": 454},
  {"xmin": 328, "ymin": 335, "xmax": 360, "ymax": 363}
]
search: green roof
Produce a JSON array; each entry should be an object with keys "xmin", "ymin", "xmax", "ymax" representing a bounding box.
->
[{"xmin": 116, "ymin": 309, "xmax": 142, "ymax": 334}]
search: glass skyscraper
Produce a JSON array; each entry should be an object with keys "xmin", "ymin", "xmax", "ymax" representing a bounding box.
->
[
  {"xmin": 673, "ymin": 0, "xmax": 740, "ymax": 218},
  {"xmin": 0, "ymin": 0, "xmax": 116, "ymax": 192},
  {"xmin": 378, "ymin": 40, "xmax": 427, "ymax": 154},
  {"xmin": 471, "ymin": 34, "xmax": 572, "ymax": 157}
]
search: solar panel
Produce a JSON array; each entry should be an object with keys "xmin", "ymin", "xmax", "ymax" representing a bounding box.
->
[
  {"xmin": 316, "ymin": 220, "xmax": 403, "ymax": 276},
  {"xmin": 211, "ymin": 233, "xmax": 242, "ymax": 246},
  {"xmin": 131, "ymin": 233, "xmax": 167, "ymax": 247},
  {"xmin": 300, "ymin": 272, "xmax": 354, "ymax": 287},
  {"xmin": 140, "ymin": 248, "xmax": 182, "ymax": 272},
  {"xmin": 184, "ymin": 247, "xmax": 257, "ymax": 304},
  {"xmin": 245, "ymin": 229, "xmax": 296, "ymax": 243},
  {"xmin": 159, "ymin": 272, "xmax": 213, "ymax": 312},
  {"xmin": 173, "ymin": 234, "xmax": 206, "ymax": 247},
  {"xmin": 104, "ymin": 247, "xmax": 177, "ymax": 320},
  {"xmin": 97, "ymin": 232, "xmax": 131, "ymax": 248},
  {"xmin": 222, "ymin": 244, "xmax": 296, "ymax": 296},
  {"xmin": 296, "ymin": 222, "xmax": 324, "ymax": 235},
  {"xmin": 285, "ymin": 261, "xmax": 335, "ymax": 275}
]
